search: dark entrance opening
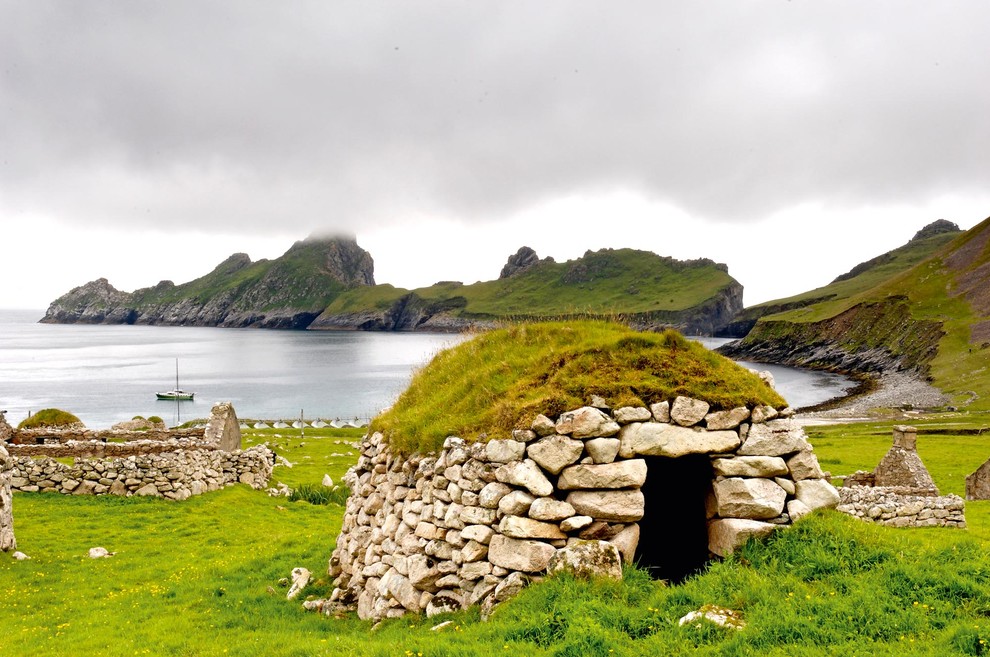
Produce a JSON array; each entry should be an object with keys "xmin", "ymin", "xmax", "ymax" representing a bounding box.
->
[{"xmin": 634, "ymin": 454, "xmax": 713, "ymax": 584}]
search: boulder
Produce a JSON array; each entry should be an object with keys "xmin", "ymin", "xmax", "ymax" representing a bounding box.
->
[
  {"xmin": 613, "ymin": 406, "xmax": 652, "ymax": 424},
  {"xmin": 498, "ymin": 490, "xmax": 536, "ymax": 516},
  {"xmin": 478, "ymin": 482, "xmax": 513, "ymax": 508},
  {"xmin": 704, "ymin": 407, "xmax": 751, "ymax": 431},
  {"xmin": 786, "ymin": 451, "xmax": 825, "ymax": 480},
  {"xmin": 670, "ymin": 396, "xmax": 710, "ymax": 427},
  {"xmin": 608, "ymin": 523, "xmax": 640, "ymax": 564},
  {"xmin": 548, "ymin": 540, "xmax": 623, "ymax": 579},
  {"xmin": 529, "ymin": 497, "xmax": 576, "ymax": 522},
  {"xmin": 737, "ymin": 420, "xmax": 811, "ymax": 456},
  {"xmin": 530, "ymin": 414, "xmax": 557, "ymax": 437},
  {"xmin": 485, "ymin": 439, "xmax": 527, "ymax": 463},
  {"xmin": 708, "ymin": 518, "xmax": 776, "ymax": 557},
  {"xmin": 585, "ymin": 438, "xmax": 621, "ymax": 464},
  {"xmin": 711, "ymin": 456, "xmax": 788, "ymax": 478},
  {"xmin": 488, "ymin": 535, "xmax": 557, "ymax": 572},
  {"xmin": 480, "ymin": 572, "xmax": 528, "ymax": 620},
  {"xmin": 714, "ymin": 478, "xmax": 787, "ymax": 519},
  {"xmin": 557, "ymin": 459, "xmax": 647, "ymax": 490},
  {"xmin": 618, "ymin": 422, "xmax": 739, "ymax": 458},
  {"xmin": 565, "ymin": 489, "xmax": 645, "ymax": 522},
  {"xmin": 495, "ymin": 460, "xmax": 553, "ymax": 497},
  {"xmin": 650, "ymin": 401, "xmax": 671, "ymax": 423},
  {"xmin": 560, "ymin": 515, "xmax": 594, "ymax": 532},
  {"xmin": 527, "ymin": 435, "xmax": 584, "ymax": 475},
  {"xmin": 555, "ymin": 407, "xmax": 620, "ymax": 439},
  {"xmin": 794, "ymin": 479, "xmax": 841, "ymax": 511},
  {"xmin": 499, "ymin": 515, "xmax": 567, "ymax": 540}
]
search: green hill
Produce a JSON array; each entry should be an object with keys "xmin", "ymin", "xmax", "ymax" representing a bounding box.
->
[
  {"xmin": 310, "ymin": 247, "xmax": 742, "ymax": 335},
  {"xmin": 41, "ymin": 236, "xmax": 376, "ymax": 329},
  {"xmin": 721, "ymin": 217, "xmax": 990, "ymax": 410},
  {"xmin": 717, "ymin": 220, "xmax": 962, "ymax": 337}
]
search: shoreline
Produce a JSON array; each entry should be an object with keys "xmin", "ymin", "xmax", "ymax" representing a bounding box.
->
[{"xmin": 795, "ymin": 369, "xmax": 951, "ymax": 422}]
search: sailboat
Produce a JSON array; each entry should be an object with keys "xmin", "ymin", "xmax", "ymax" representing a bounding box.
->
[{"xmin": 156, "ymin": 359, "xmax": 195, "ymax": 401}]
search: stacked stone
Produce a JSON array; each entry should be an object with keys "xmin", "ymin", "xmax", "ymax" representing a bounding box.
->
[
  {"xmin": 836, "ymin": 487, "xmax": 966, "ymax": 528},
  {"xmin": 8, "ymin": 446, "xmax": 274, "ymax": 500},
  {"xmin": 7, "ymin": 437, "xmax": 219, "ymax": 459},
  {"xmin": 1, "ymin": 441, "xmax": 15, "ymax": 551},
  {"xmin": 9, "ymin": 427, "xmax": 204, "ymax": 446},
  {"xmin": 328, "ymin": 397, "xmax": 840, "ymax": 621}
]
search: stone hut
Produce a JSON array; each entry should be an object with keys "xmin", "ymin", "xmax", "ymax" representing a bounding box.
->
[
  {"xmin": 327, "ymin": 398, "xmax": 840, "ymax": 621},
  {"xmin": 837, "ymin": 426, "xmax": 965, "ymax": 527}
]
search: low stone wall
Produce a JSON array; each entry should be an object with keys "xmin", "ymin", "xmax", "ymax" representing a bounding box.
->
[
  {"xmin": 9, "ymin": 446, "xmax": 275, "ymax": 500},
  {"xmin": 7, "ymin": 437, "xmax": 217, "ymax": 459},
  {"xmin": 836, "ymin": 487, "xmax": 966, "ymax": 528},
  {"xmin": 1, "ymin": 442, "xmax": 15, "ymax": 551},
  {"xmin": 8, "ymin": 426, "xmax": 204, "ymax": 446},
  {"xmin": 328, "ymin": 399, "xmax": 840, "ymax": 621}
]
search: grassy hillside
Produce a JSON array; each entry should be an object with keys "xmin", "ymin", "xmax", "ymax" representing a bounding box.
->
[
  {"xmin": 7, "ymin": 420, "xmax": 990, "ymax": 656},
  {"xmin": 721, "ymin": 227, "xmax": 961, "ymax": 336},
  {"xmin": 372, "ymin": 321, "xmax": 786, "ymax": 454},
  {"xmin": 322, "ymin": 248, "xmax": 739, "ymax": 321},
  {"xmin": 727, "ymin": 217, "xmax": 990, "ymax": 410}
]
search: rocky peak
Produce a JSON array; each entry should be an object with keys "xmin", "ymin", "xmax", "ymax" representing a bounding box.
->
[
  {"xmin": 500, "ymin": 246, "xmax": 542, "ymax": 279},
  {"xmin": 912, "ymin": 219, "xmax": 960, "ymax": 242},
  {"xmin": 294, "ymin": 235, "xmax": 375, "ymax": 287}
]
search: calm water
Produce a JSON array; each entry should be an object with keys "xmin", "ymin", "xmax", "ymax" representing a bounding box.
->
[{"xmin": 0, "ymin": 310, "xmax": 853, "ymax": 428}]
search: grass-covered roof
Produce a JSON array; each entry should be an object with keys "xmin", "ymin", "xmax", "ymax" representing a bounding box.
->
[{"xmin": 372, "ymin": 321, "xmax": 787, "ymax": 454}]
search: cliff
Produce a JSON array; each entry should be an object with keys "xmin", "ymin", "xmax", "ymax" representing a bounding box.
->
[{"xmin": 41, "ymin": 235, "xmax": 375, "ymax": 329}]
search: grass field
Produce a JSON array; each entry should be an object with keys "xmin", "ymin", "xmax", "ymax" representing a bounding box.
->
[{"xmin": 5, "ymin": 418, "xmax": 990, "ymax": 656}]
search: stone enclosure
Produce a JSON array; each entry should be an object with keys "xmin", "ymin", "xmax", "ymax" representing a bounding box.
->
[
  {"xmin": 3, "ymin": 402, "xmax": 274, "ymax": 500},
  {"xmin": 328, "ymin": 398, "xmax": 841, "ymax": 621},
  {"xmin": 837, "ymin": 426, "xmax": 966, "ymax": 528}
]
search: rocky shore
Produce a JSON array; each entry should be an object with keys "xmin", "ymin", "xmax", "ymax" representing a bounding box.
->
[{"xmin": 798, "ymin": 371, "xmax": 951, "ymax": 420}]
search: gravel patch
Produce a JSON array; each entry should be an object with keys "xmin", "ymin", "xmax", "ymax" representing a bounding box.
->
[{"xmin": 799, "ymin": 371, "xmax": 950, "ymax": 419}]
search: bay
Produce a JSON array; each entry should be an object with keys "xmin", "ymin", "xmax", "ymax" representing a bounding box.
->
[{"xmin": 0, "ymin": 310, "xmax": 853, "ymax": 429}]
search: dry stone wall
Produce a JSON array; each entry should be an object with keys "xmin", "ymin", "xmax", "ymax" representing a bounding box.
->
[
  {"xmin": 9, "ymin": 446, "xmax": 274, "ymax": 500},
  {"xmin": 5, "ymin": 402, "xmax": 270, "ymax": 501},
  {"xmin": 328, "ymin": 398, "xmax": 840, "ymax": 621}
]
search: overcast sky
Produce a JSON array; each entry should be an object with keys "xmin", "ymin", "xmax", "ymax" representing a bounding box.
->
[{"xmin": 1, "ymin": 1, "xmax": 988, "ymax": 311}]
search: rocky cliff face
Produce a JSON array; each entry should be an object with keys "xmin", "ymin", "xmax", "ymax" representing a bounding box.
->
[{"xmin": 41, "ymin": 236, "xmax": 375, "ymax": 329}]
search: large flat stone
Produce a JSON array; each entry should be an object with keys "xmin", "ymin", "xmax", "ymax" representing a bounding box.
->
[
  {"xmin": 794, "ymin": 479, "xmax": 840, "ymax": 511},
  {"xmin": 737, "ymin": 419, "xmax": 811, "ymax": 456},
  {"xmin": 557, "ymin": 459, "xmax": 647, "ymax": 490},
  {"xmin": 488, "ymin": 534, "xmax": 556, "ymax": 572},
  {"xmin": 495, "ymin": 459, "xmax": 554, "ymax": 497},
  {"xmin": 499, "ymin": 515, "xmax": 567, "ymax": 540},
  {"xmin": 711, "ymin": 456, "xmax": 788, "ymax": 478},
  {"xmin": 555, "ymin": 407, "xmax": 620, "ymax": 439},
  {"xmin": 714, "ymin": 477, "xmax": 787, "ymax": 519},
  {"xmin": 708, "ymin": 518, "xmax": 776, "ymax": 557},
  {"xmin": 526, "ymin": 435, "xmax": 584, "ymax": 475},
  {"xmin": 618, "ymin": 422, "xmax": 740, "ymax": 458},
  {"xmin": 565, "ymin": 489, "xmax": 645, "ymax": 522}
]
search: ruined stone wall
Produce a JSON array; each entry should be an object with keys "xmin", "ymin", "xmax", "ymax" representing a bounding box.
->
[
  {"xmin": 8, "ymin": 427, "xmax": 205, "ymax": 446},
  {"xmin": 328, "ymin": 398, "xmax": 840, "ymax": 621},
  {"xmin": 1, "ymin": 441, "xmax": 15, "ymax": 551},
  {"xmin": 7, "ymin": 437, "xmax": 218, "ymax": 459},
  {"xmin": 836, "ymin": 487, "xmax": 966, "ymax": 528},
  {"xmin": 9, "ymin": 446, "xmax": 274, "ymax": 500}
]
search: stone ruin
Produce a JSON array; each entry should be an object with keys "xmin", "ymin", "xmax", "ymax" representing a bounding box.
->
[
  {"xmin": 323, "ymin": 397, "xmax": 841, "ymax": 621},
  {"xmin": 836, "ymin": 426, "xmax": 965, "ymax": 528},
  {"xmin": 964, "ymin": 447, "xmax": 990, "ymax": 501},
  {"xmin": 4, "ymin": 402, "xmax": 273, "ymax": 500},
  {"xmin": 1, "ymin": 437, "xmax": 15, "ymax": 552}
]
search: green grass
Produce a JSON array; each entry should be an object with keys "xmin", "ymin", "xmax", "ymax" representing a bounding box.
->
[
  {"xmin": 17, "ymin": 408, "xmax": 82, "ymax": 429},
  {"xmin": 323, "ymin": 247, "xmax": 737, "ymax": 321},
  {"xmin": 371, "ymin": 322, "xmax": 786, "ymax": 454},
  {"xmin": 8, "ymin": 420, "xmax": 990, "ymax": 655}
]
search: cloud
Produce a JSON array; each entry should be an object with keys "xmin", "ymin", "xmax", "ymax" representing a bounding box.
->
[{"xmin": 1, "ymin": 0, "xmax": 988, "ymax": 239}]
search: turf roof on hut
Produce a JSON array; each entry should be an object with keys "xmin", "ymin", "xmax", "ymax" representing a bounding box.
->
[{"xmin": 373, "ymin": 321, "xmax": 787, "ymax": 455}]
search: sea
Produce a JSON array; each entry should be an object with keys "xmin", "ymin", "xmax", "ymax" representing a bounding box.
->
[{"xmin": 0, "ymin": 310, "xmax": 855, "ymax": 428}]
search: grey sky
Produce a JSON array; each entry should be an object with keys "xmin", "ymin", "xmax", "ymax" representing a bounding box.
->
[{"xmin": 1, "ymin": 1, "xmax": 988, "ymax": 308}]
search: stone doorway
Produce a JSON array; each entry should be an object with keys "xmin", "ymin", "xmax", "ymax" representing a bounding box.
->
[{"xmin": 634, "ymin": 454, "xmax": 713, "ymax": 583}]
